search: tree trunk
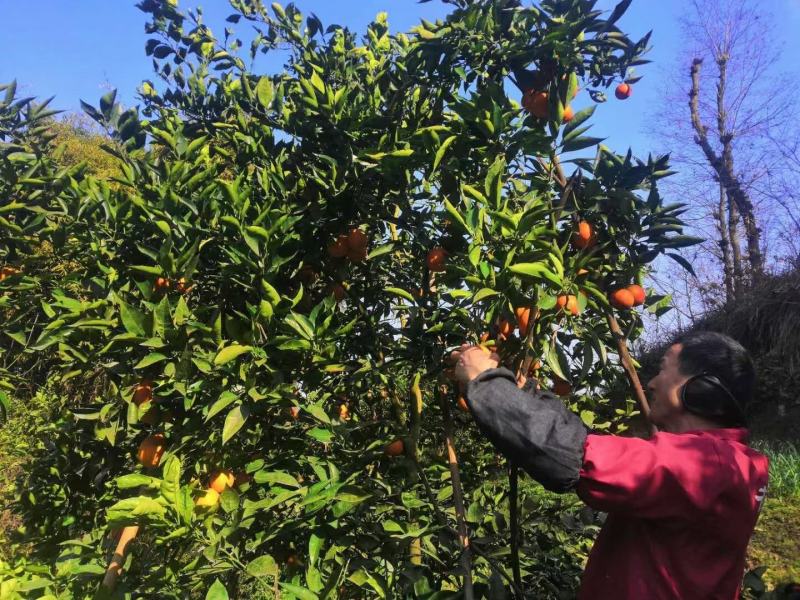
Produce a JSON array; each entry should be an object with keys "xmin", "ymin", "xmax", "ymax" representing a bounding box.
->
[
  {"xmin": 728, "ymin": 189, "xmax": 744, "ymax": 295},
  {"xmin": 689, "ymin": 57, "xmax": 765, "ymax": 281},
  {"xmin": 715, "ymin": 183, "xmax": 735, "ymax": 301}
]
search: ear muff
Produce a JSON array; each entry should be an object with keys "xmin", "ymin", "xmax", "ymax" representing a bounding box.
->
[{"xmin": 680, "ymin": 372, "xmax": 746, "ymax": 425}]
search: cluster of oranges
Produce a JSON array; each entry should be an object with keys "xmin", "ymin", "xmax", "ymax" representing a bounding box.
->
[
  {"xmin": 521, "ymin": 89, "xmax": 576, "ymax": 123},
  {"xmin": 327, "ymin": 227, "xmax": 369, "ymax": 263},
  {"xmin": 0, "ymin": 266, "xmax": 20, "ymax": 282},
  {"xmin": 521, "ymin": 80, "xmax": 632, "ymax": 122},
  {"xmin": 154, "ymin": 276, "xmax": 191, "ymax": 294}
]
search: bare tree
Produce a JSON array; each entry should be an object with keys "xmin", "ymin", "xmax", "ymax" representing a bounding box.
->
[{"xmin": 646, "ymin": 0, "xmax": 800, "ymax": 335}]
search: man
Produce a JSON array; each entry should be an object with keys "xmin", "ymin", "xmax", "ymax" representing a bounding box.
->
[{"xmin": 451, "ymin": 330, "xmax": 769, "ymax": 600}]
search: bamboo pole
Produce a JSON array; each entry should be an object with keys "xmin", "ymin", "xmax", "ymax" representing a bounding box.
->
[
  {"xmin": 101, "ymin": 525, "xmax": 140, "ymax": 591},
  {"xmin": 438, "ymin": 384, "xmax": 473, "ymax": 599}
]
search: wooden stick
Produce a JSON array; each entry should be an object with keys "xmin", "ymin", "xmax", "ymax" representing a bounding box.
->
[
  {"xmin": 605, "ymin": 311, "xmax": 657, "ymax": 436},
  {"xmin": 438, "ymin": 384, "xmax": 474, "ymax": 600},
  {"xmin": 101, "ymin": 525, "xmax": 140, "ymax": 591}
]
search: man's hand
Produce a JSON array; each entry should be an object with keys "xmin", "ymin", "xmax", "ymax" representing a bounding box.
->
[{"xmin": 448, "ymin": 344, "xmax": 500, "ymax": 387}]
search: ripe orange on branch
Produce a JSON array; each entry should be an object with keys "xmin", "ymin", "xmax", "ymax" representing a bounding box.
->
[
  {"xmin": 384, "ymin": 439, "xmax": 405, "ymax": 457},
  {"xmin": 0, "ymin": 266, "xmax": 20, "ymax": 281},
  {"xmin": 426, "ymin": 247, "xmax": 447, "ymax": 272},
  {"xmin": 627, "ymin": 284, "xmax": 646, "ymax": 306},
  {"xmin": 615, "ymin": 82, "xmax": 632, "ymax": 99},
  {"xmin": 133, "ymin": 380, "xmax": 153, "ymax": 405},
  {"xmin": 610, "ymin": 288, "xmax": 635, "ymax": 309},
  {"xmin": 456, "ymin": 395, "xmax": 470, "ymax": 413},
  {"xmin": 346, "ymin": 227, "xmax": 368, "ymax": 251},
  {"xmin": 571, "ymin": 220, "xmax": 596, "ymax": 249},
  {"xmin": 209, "ymin": 470, "xmax": 235, "ymax": 494},
  {"xmin": 154, "ymin": 277, "xmax": 170, "ymax": 291},
  {"xmin": 552, "ymin": 379, "xmax": 572, "ymax": 397},
  {"xmin": 522, "ymin": 89, "xmax": 549, "ymax": 119},
  {"xmin": 514, "ymin": 306, "xmax": 536, "ymax": 337},
  {"xmin": 327, "ymin": 234, "xmax": 349, "ymax": 258},
  {"xmin": 137, "ymin": 433, "xmax": 166, "ymax": 468},
  {"xmin": 556, "ymin": 294, "xmax": 580, "ymax": 316},
  {"xmin": 195, "ymin": 488, "xmax": 220, "ymax": 509},
  {"xmin": 562, "ymin": 105, "xmax": 574, "ymax": 123}
]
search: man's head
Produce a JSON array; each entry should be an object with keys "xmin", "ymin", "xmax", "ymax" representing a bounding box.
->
[{"xmin": 646, "ymin": 331, "xmax": 755, "ymax": 430}]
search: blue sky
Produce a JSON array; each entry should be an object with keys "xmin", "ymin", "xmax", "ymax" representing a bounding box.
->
[{"xmin": 1, "ymin": 0, "xmax": 798, "ymax": 159}]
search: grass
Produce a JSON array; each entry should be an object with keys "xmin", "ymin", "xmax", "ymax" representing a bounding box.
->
[{"xmin": 751, "ymin": 440, "xmax": 800, "ymax": 499}]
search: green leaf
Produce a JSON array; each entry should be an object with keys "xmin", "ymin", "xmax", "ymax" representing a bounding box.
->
[
  {"xmin": 222, "ymin": 404, "xmax": 250, "ymax": 444},
  {"xmin": 562, "ymin": 136, "xmax": 604, "ymax": 153},
  {"xmin": 214, "ymin": 344, "xmax": 252, "ymax": 366},
  {"xmin": 384, "ymin": 287, "xmax": 415, "ymax": 303},
  {"xmin": 285, "ymin": 312, "xmax": 314, "ymax": 340},
  {"xmin": 119, "ymin": 301, "xmax": 147, "ymax": 336},
  {"xmin": 206, "ymin": 391, "xmax": 238, "ymax": 422},
  {"xmin": 367, "ymin": 243, "xmax": 394, "ymax": 260},
  {"xmin": 508, "ymin": 263, "xmax": 562, "ymax": 287},
  {"xmin": 432, "ymin": 135, "xmax": 457, "ymax": 172},
  {"xmin": 546, "ymin": 342, "xmax": 568, "ymax": 382},
  {"xmin": 443, "ymin": 197, "xmax": 470, "ymax": 234},
  {"xmin": 256, "ymin": 77, "xmax": 274, "ymax": 108},
  {"xmin": 206, "ymin": 579, "xmax": 229, "ymax": 600},
  {"xmin": 472, "ymin": 288, "xmax": 497, "ymax": 303},
  {"xmin": 255, "ymin": 470, "xmax": 301, "ymax": 488},
  {"xmin": 666, "ymin": 252, "xmax": 696, "ymax": 276},
  {"xmin": 115, "ymin": 474, "xmax": 161, "ymax": 490},
  {"xmin": 135, "ymin": 352, "xmax": 167, "ymax": 369},
  {"xmin": 246, "ymin": 555, "xmax": 278, "ymax": 577},
  {"xmin": 562, "ymin": 105, "xmax": 596, "ymax": 137},
  {"xmin": 279, "ymin": 583, "xmax": 318, "ymax": 600}
]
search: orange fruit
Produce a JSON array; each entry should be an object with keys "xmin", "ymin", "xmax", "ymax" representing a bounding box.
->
[
  {"xmin": 346, "ymin": 246, "xmax": 368, "ymax": 263},
  {"xmin": 610, "ymin": 288, "xmax": 635, "ymax": 309},
  {"xmin": 522, "ymin": 90, "xmax": 549, "ymax": 119},
  {"xmin": 552, "ymin": 379, "xmax": 572, "ymax": 396},
  {"xmin": 195, "ymin": 488, "xmax": 220, "ymax": 509},
  {"xmin": 496, "ymin": 317, "xmax": 513, "ymax": 338},
  {"xmin": 175, "ymin": 277, "xmax": 189, "ymax": 293},
  {"xmin": 426, "ymin": 247, "xmax": 447, "ymax": 272},
  {"xmin": 556, "ymin": 294, "xmax": 580, "ymax": 316},
  {"xmin": 286, "ymin": 553, "xmax": 301, "ymax": 567},
  {"xmin": 384, "ymin": 439, "xmax": 405, "ymax": 457},
  {"xmin": 562, "ymin": 105, "xmax": 574, "ymax": 122},
  {"xmin": 515, "ymin": 306, "xmax": 534, "ymax": 337},
  {"xmin": 571, "ymin": 221, "xmax": 596, "ymax": 249},
  {"xmin": 327, "ymin": 234, "xmax": 349, "ymax": 258},
  {"xmin": 133, "ymin": 380, "xmax": 153, "ymax": 406},
  {"xmin": 137, "ymin": 433, "xmax": 166, "ymax": 468},
  {"xmin": 456, "ymin": 395, "xmax": 470, "ymax": 413},
  {"xmin": 627, "ymin": 284, "xmax": 646, "ymax": 306},
  {"xmin": 338, "ymin": 403, "xmax": 350, "ymax": 421},
  {"xmin": 615, "ymin": 82, "xmax": 632, "ymax": 100},
  {"xmin": 154, "ymin": 277, "xmax": 170, "ymax": 291},
  {"xmin": 327, "ymin": 282, "xmax": 347, "ymax": 301},
  {"xmin": 209, "ymin": 470, "xmax": 235, "ymax": 494},
  {"xmin": 347, "ymin": 227, "xmax": 368, "ymax": 250},
  {"xmin": 0, "ymin": 266, "xmax": 20, "ymax": 281},
  {"xmin": 289, "ymin": 406, "xmax": 300, "ymax": 420}
]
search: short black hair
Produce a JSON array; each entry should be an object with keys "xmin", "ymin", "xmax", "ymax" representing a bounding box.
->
[{"xmin": 673, "ymin": 331, "xmax": 756, "ymax": 426}]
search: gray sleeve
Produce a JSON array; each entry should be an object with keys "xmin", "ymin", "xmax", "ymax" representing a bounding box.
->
[{"xmin": 465, "ymin": 367, "xmax": 588, "ymax": 493}]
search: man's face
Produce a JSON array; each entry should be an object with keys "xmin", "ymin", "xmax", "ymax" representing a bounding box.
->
[{"xmin": 646, "ymin": 344, "xmax": 689, "ymax": 426}]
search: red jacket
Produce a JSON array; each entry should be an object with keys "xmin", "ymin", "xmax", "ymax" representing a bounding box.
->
[{"xmin": 576, "ymin": 428, "xmax": 769, "ymax": 600}]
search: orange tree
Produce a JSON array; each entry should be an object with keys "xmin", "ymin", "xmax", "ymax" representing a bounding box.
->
[{"xmin": 0, "ymin": 0, "xmax": 700, "ymax": 597}]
